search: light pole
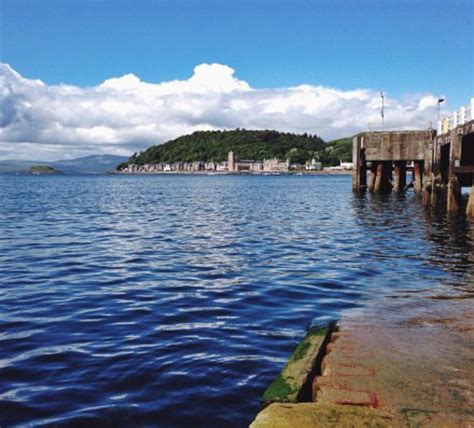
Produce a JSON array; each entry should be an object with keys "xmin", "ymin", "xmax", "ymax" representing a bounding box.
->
[
  {"xmin": 380, "ymin": 92, "xmax": 385, "ymax": 131},
  {"xmin": 433, "ymin": 97, "xmax": 445, "ymax": 177},
  {"xmin": 437, "ymin": 97, "xmax": 445, "ymax": 124}
]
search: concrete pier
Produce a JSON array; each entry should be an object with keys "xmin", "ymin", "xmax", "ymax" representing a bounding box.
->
[
  {"xmin": 352, "ymin": 103, "xmax": 474, "ymax": 216},
  {"xmin": 436, "ymin": 118, "xmax": 474, "ymax": 215},
  {"xmin": 352, "ymin": 130, "xmax": 432, "ymax": 194}
]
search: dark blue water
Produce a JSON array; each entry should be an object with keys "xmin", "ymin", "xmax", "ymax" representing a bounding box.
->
[{"xmin": 0, "ymin": 175, "xmax": 472, "ymax": 427}]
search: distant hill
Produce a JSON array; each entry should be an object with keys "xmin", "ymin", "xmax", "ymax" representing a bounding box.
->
[
  {"xmin": 119, "ymin": 130, "xmax": 354, "ymax": 169},
  {"xmin": 0, "ymin": 154, "xmax": 129, "ymax": 175},
  {"xmin": 52, "ymin": 154, "xmax": 129, "ymax": 174},
  {"xmin": 119, "ymin": 129, "xmax": 327, "ymax": 168},
  {"xmin": 0, "ymin": 160, "xmax": 40, "ymax": 174},
  {"xmin": 29, "ymin": 165, "xmax": 61, "ymax": 175}
]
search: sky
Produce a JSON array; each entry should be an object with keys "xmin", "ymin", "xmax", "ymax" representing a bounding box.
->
[{"xmin": 1, "ymin": 0, "xmax": 473, "ymax": 161}]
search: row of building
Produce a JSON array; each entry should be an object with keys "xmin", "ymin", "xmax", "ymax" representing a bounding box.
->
[
  {"xmin": 119, "ymin": 151, "xmax": 337, "ymax": 173},
  {"xmin": 123, "ymin": 161, "xmax": 228, "ymax": 173}
]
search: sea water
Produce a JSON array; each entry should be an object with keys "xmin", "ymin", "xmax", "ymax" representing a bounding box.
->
[{"xmin": 0, "ymin": 174, "xmax": 472, "ymax": 427}]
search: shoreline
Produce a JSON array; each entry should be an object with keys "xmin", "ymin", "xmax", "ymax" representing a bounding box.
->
[{"xmin": 111, "ymin": 170, "xmax": 353, "ymax": 176}]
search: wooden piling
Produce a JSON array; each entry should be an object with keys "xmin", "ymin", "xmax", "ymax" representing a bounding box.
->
[
  {"xmin": 447, "ymin": 175, "xmax": 461, "ymax": 214},
  {"xmin": 467, "ymin": 185, "xmax": 474, "ymax": 217},
  {"xmin": 446, "ymin": 131, "xmax": 463, "ymax": 214},
  {"xmin": 422, "ymin": 174, "xmax": 432, "ymax": 204},
  {"xmin": 413, "ymin": 161, "xmax": 423, "ymax": 193},
  {"xmin": 383, "ymin": 161, "xmax": 393, "ymax": 192},
  {"xmin": 393, "ymin": 163, "xmax": 401, "ymax": 193},
  {"xmin": 352, "ymin": 136, "xmax": 366, "ymax": 191},
  {"xmin": 374, "ymin": 162, "xmax": 383, "ymax": 192},
  {"xmin": 466, "ymin": 176, "xmax": 474, "ymax": 217},
  {"xmin": 359, "ymin": 160, "xmax": 367, "ymax": 191},
  {"xmin": 373, "ymin": 161, "xmax": 392, "ymax": 193},
  {"xmin": 367, "ymin": 162, "xmax": 377, "ymax": 192},
  {"xmin": 393, "ymin": 161, "xmax": 406, "ymax": 193},
  {"xmin": 430, "ymin": 173, "xmax": 440, "ymax": 206},
  {"xmin": 399, "ymin": 162, "xmax": 407, "ymax": 191}
]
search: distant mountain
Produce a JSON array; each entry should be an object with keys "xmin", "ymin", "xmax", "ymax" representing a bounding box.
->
[
  {"xmin": 51, "ymin": 154, "xmax": 129, "ymax": 174},
  {"xmin": 0, "ymin": 160, "xmax": 41, "ymax": 174},
  {"xmin": 0, "ymin": 154, "xmax": 129, "ymax": 174}
]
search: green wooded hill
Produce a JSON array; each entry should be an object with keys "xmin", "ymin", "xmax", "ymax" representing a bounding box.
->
[
  {"xmin": 118, "ymin": 130, "xmax": 352, "ymax": 169},
  {"xmin": 325, "ymin": 137, "xmax": 353, "ymax": 163}
]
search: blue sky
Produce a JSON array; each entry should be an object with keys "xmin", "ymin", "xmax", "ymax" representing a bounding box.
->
[
  {"xmin": 1, "ymin": 0, "xmax": 473, "ymax": 160},
  {"xmin": 3, "ymin": 0, "xmax": 472, "ymax": 103}
]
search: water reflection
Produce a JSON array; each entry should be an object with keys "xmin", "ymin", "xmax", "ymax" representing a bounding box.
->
[{"xmin": 351, "ymin": 190, "xmax": 474, "ymax": 300}]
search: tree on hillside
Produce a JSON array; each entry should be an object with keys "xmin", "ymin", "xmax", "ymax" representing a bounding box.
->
[{"xmin": 117, "ymin": 130, "xmax": 353, "ymax": 169}]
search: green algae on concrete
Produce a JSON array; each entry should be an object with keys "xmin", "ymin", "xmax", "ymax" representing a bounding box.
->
[
  {"xmin": 250, "ymin": 402, "xmax": 395, "ymax": 428},
  {"xmin": 262, "ymin": 374, "xmax": 298, "ymax": 402},
  {"xmin": 262, "ymin": 327, "xmax": 330, "ymax": 406}
]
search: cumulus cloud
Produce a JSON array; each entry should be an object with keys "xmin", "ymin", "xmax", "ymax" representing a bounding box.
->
[{"xmin": 0, "ymin": 62, "xmax": 441, "ymax": 160}]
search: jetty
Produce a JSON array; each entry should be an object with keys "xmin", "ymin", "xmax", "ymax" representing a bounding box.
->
[
  {"xmin": 251, "ymin": 303, "xmax": 474, "ymax": 427},
  {"xmin": 352, "ymin": 98, "xmax": 474, "ymax": 216}
]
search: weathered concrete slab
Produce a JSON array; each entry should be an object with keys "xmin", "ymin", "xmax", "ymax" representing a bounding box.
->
[
  {"xmin": 250, "ymin": 402, "xmax": 395, "ymax": 428},
  {"xmin": 261, "ymin": 327, "xmax": 330, "ymax": 406},
  {"xmin": 313, "ymin": 374, "xmax": 377, "ymax": 398},
  {"xmin": 315, "ymin": 384, "xmax": 377, "ymax": 407},
  {"xmin": 361, "ymin": 131, "xmax": 433, "ymax": 162},
  {"xmin": 313, "ymin": 303, "xmax": 474, "ymax": 426},
  {"xmin": 404, "ymin": 409, "xmax": 474, "ymax": 427}
]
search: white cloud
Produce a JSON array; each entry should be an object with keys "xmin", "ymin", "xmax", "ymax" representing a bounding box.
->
[
  {"xmin": 417, "ymin": 95, "xmax": 438, "ymax": 111},
  {"xmin": 0, "ymin": 62, "xmax": 442, "ymax": 161}
]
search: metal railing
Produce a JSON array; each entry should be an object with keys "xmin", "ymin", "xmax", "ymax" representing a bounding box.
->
[{"xmin": 437, "ymin": 98, "xmax": 474, "ymax": 135}]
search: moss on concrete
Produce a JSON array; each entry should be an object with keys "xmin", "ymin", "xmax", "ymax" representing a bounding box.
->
[
  {"xmin": 262, "ymin": 327, "xmax": 329, "ymax": 405},
  {"xmin": 289, "ymin": 328, "xmax": 326, "ymax": 363},
  {"xmin": 262, "ymin": 374, "xmax": 299, "ymax": 402},
  {"xmin": 290, "ymin": 340, "xmax": 311, "ymax": 363},
  {"xmin": 310, "ymin": 327, "xmax": 328, "ymax": 336}
]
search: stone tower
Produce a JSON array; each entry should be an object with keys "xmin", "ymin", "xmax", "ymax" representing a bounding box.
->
[{"xmin": 228, "ymin": 151, "xmax": 236, "ymax": 172}]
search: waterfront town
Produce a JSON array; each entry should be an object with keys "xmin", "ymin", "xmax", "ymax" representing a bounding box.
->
[{"xmin": 119, "ymin": 150, "xmax": 353, "ymax": 174}]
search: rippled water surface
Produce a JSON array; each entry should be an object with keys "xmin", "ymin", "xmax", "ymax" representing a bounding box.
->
[{"xmin": 1, "ymin": 175, "xmax": 473, "ymax": 427}]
